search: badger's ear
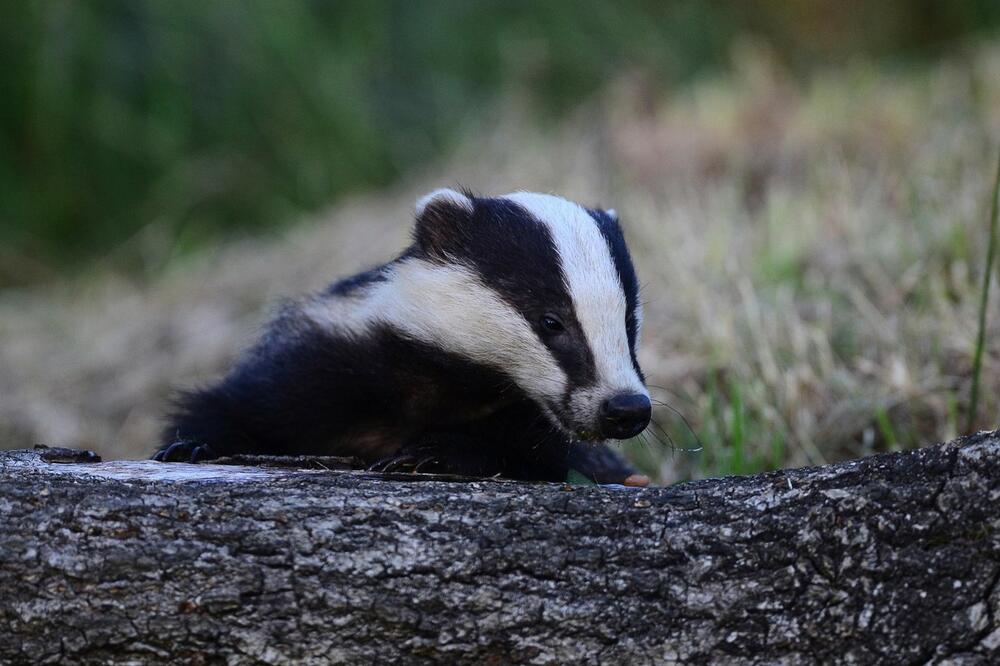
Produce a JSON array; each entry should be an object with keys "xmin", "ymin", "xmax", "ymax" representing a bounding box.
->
[
  {"xmin": 588, "ymin": 206, "xmax": 621, "ymax": 228},
  {"xmin": 413, "ymin": 188, "xmax": 475, "ymax": 257},
  {"xmin": 415, "ymin": 188, "xmax": 473, "ymax": 218}
]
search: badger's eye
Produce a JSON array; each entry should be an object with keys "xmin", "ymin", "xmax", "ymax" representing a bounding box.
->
[{"xmin": 540, "ymin": 314, "xmax": 565, "ymax": 334}]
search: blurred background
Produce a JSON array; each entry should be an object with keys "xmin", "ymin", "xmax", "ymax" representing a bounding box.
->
[{"xmin": 2, "ymin": 0, "xmax": 1000, "ymax": 483}]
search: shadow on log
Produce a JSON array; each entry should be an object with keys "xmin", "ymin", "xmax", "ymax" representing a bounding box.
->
[{"xmin": 2, "ymin": 432, "xmax": 999, "ymax": 664}]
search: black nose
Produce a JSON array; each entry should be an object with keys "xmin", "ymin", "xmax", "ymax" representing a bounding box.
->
[{"xmin": 599, "ymin": 393, "xmax": 652, "ymax": 439}]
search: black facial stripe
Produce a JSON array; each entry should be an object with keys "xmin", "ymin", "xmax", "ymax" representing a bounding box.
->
[
  {"xmin": 325, "ymin": 249, "xmax": 417, "ymax": 297},
  {"xmin": 325, "ymin": 265, "xmax": 390, "ymax": 296},
  {"xmin": 417, "ymin": 195, "xmax": 599, "ymax": 389},
  {"xmin": 588, "ymin": 207, "xmax": 644, "ymax": 381}
]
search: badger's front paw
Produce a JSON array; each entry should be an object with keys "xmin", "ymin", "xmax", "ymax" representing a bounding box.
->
[
  {"xmin": 566, "ymin": 442, "xmax": 650, "ymax": 487},
  {"xmin": 153, "ymin": 440, "xmax": 218, "ymax": 463}
]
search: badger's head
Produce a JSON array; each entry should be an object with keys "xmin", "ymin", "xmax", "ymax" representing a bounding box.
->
[{"xmin": 401, "ymin": 188, "xmax": 650, "ymax": 441}]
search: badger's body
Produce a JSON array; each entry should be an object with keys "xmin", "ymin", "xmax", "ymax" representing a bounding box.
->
[{"xmin": 156, "ymin": 189, "xmax": 652, "ymax": 484}]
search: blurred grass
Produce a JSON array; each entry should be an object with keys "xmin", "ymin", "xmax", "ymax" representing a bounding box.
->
[
  {"xmin": 0, "ymin": 0, "xmax": 736, "ymax": 280},
  {"xmin": 3, "ymin": 4, "xmax": 1000, "ymax": 481},
  {"xmin": 3, "ymin": 1, "xmax": 1000, "ymax": 284},
  {"xmin": 3, "ymin": 38, "xmax": 999, "ymax": 483}
]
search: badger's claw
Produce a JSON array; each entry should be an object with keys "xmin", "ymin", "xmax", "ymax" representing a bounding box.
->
[
  {"xmin": 370, "ymin": 454, "xmax": 430, "ymax": 473},
  {"xmin": 369, "ymin": 451, "xmax": 442, "ymax": 474},
  {"xmin": 189, "ymin": 444, "xmax": 216, "ymax": 463},
  {"xmin": 153, "ymin": 440, "xmax": 218, "ymax": 463},
  {"xmin": 368, "ymin": 454, "xmax": 415, "ymax": 473},
  {"xmin": 412, "ymin": 455, "xmax": 439, "ymax": 473}
]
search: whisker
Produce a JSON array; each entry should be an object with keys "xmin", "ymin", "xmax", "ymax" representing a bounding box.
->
[
  {"xmin": 641, "ymin": 423, "xmax": 669, "ymax": 449},
  {"xmin": 648, "ymin": 399, "xmax": 705, "ymax": 453},
  {"xmin": 653, "ymin": 416, "xmax": 704, "ymax": 455},
  {"xmin": 636, "ymin": 432, "xmax": 651, "ymax": 452},
  {"xmin": 649, "ymin": 418, "xmax": 676, "ymax": 447},
  {"xmin": 646, "ymin": 384, "xmax": 694, "ymax": 405}
]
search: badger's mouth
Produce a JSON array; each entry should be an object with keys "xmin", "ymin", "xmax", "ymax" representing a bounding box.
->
[
  {"xmin": 545, "ymin": 392, "xmax": 652, "ymax": 442},
  {"xmin": 542, "ymin": 400, "xmax": 596, "ymax": 442}
]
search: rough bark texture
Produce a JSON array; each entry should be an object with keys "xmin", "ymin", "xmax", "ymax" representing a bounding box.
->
[{"xmin": 1, "ymin": 433, "xmax": 999, "ymax": 665}]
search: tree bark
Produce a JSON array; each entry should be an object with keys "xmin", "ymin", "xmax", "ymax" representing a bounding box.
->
[{"xmin": 1, "ymin": 433, "xmax": 999, "ymax": 665}]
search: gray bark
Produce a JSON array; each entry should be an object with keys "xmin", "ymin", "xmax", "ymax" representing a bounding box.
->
[{"xmin": 1, "ymin": 433, "xmax": 999, "ymax": 665}]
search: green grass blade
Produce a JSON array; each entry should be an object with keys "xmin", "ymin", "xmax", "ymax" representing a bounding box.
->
[
  {"xmin": 875, "ymin": 407, "xmax": 899, "ymax": 451},
  {"xmin": 967, "ymin": 148, "xmax": 1000, "ymax": 433},
  {"xmin": 729, "ymin": 382, "xmax": 746, "ymax": 474}
]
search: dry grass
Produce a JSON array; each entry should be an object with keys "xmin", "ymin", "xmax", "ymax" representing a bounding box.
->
[{"xmin": 2, "ymin": 42, "xmax": 999, "ymax": 482}]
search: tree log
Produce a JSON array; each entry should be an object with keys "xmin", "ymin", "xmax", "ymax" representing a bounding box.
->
[{"xmin": 1, "ymin": 433, "xmax": 999, "ymax": 665}]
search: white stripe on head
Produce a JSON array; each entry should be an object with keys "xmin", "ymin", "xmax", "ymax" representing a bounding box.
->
[
  {"xmin": 303, "ymin": 258, "xmax": 569, "ymax": 407},
  {"xmin": 502, "ymin": 192, "xmax": 646, "ymax": 400}
]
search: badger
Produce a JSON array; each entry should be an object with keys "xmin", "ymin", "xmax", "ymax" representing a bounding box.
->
[{"xmin": 155, "ymin": 189, "xmax": 652, "ymax": 486}]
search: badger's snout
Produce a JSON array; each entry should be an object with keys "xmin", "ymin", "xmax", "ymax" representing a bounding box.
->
[{"xmin": 598, "ymin": 393, "xmax": 651, "ymax": 439}]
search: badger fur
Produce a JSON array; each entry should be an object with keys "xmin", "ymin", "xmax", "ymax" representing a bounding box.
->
[{"xmin": 155, "ymin": 189, "xmax": 652, "ymax": 484}]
